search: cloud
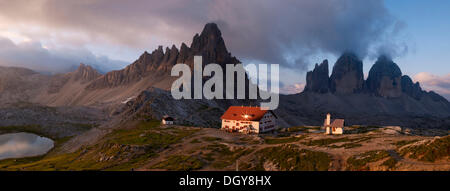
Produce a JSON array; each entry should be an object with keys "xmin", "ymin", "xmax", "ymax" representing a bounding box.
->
[
  {"xmin": 0, "ymin": 0, "xmax": 407, "ymax": 73},
  {"xmin": 414, "ymin": 72, "xmax": 450, "ymax": 100},
  {"xmin": 0, "ymin": 36, "xmax": 127, "ymax": 74},
  {"xmin": 280, "ymin": 83, "xmax": 305, "ymax": 95}
]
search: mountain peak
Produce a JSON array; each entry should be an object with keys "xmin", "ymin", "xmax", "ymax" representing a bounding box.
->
[
  {"xmin": 189, "ymin": 22, "xmax": 235, "ymax": 65},
  {"xmin": 341, "ymin": 52, "xmax": 359, "ymax": 59},
  {"xmin": 304, "ymin": 60, "xmax": 330, "ymax": 93},
  {"xmin": 191, "ymin": 23, "xmax": 226, "ymax": 52},
  {"xmin": 200, "ymin": 23, "xmax": 222, "ymax": 38},
  {"xmin": 76, "ymin": 63, "xmax": 94, "ymax": 72},
  {"xmin": 87, "ymin": 22, "xmax": 240, "ymax": 90},
  {"xmin": 371, "ymin": 56, "xmax": 402, "ymax": 78},
  {"xmin": 366, "ymin": 56, "xmax": 402, "ymax": 97},
  {"xmin": 377, "ymin": 54, "xmax": 392, "ymax": 62},
  {"xmin": 73, "ymin": 63, "xmax": 101, "ymax": 83},
  {"xmin": 329, "ymin": 52, "xmax": 364, "ymax": 94}
]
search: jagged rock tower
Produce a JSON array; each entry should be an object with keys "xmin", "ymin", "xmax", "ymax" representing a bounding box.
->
[
  {"xmin": 329, "ymin": 53, "xmax": 365, "ymax": 94},
  {"xmin": 365, "ymin": 56, "xmax": 403, "ymax": 98}
]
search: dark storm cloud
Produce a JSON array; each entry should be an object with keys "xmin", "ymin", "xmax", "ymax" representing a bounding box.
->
[
  {"xmin": 0, "ymin": 37, "xmax": 127, "ymax": 74},
  {"xmin": 0, "ymin": 0, "xmax": 406, "ymax": 72},
  {"xmin": 214, "ymin": 0, "xmax": 408, "ymax": 69}
]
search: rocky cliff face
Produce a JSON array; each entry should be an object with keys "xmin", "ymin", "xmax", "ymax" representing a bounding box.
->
[
  {"xmin": 329, "ymin": 53, "xmax": 365, "ymax": 94},
  {"xmin": 366, "ymin": 56, "xmax": 403, "ymax": 98},
  {"xmin": 86, "ymin": 23, "xmax": 240, "ymax": 90},
  {"xmin": 303, "ymin": 53, "xmax": 448, "ymax": 103},
  {"xmin": 304, "ymin": 60, "xmax": 329, "ymax": 93},
  {"xmin": 401, "ymin": 75, "xmax": 423, "ymax": 100},
  {"xmin": 73, "ymin": 63, "xmax": 101, "ymax": 83},
  {"xmin": 189, "ymin": 23, "xmax": 239, "ymax": 67},
  {"xmin": 297, "ymin": 53, "xmax": 450, "ymax": 129},
  {"xmin": 47, "ymin": 63, "xmax": 101, "ymax": 94},
  {"xmin": 304, "ymin": 54, "xmax": 410, "ymax": 98},
  {"xmin": 86, "ymin": 46, "xmax": 173, "ymax": 89},
  {"xmin": 304, "ymin": 53, "xmax": 364, "ymax": 94}
]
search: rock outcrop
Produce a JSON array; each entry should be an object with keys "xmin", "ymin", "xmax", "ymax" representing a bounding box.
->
[
  {"xmin": 329, "ymin": 53, "xmax": 365, "ymax": 94},
  {"xmin": 86, "ymin": 45, "xmax": 174, "ymax": 89},
  {"xmin": 73, "ymin": 63, "xmax": 101, "ymax": 83},
  {"xmin": 304, "ymin": 60, "xmax": 329, "ymax": 93},
  {"xmin": 401, "ymin": 75, "xmax": 423, "ymax": 100},
  {"xmin": 366, "ymin": 56, "xmax": 403, "ymax": 98}
]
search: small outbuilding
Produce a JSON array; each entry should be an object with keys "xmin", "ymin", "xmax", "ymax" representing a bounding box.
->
[
  {"xmin": 324, "ymin": 113, "xmax": 344, "ymax": 135},
  {"xmin": 161, "ymin": 116, "xmax": 174, "ymax": 125}
]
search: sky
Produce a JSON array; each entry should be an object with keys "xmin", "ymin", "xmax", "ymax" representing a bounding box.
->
[{"xmin": 0, "ymin": 0, "xmax": 449, "ymax": 98}]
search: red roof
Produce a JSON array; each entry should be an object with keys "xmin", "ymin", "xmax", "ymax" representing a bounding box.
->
[
  {"xmin": 221, "ymin": 106, "xmax": 276, "ymax": 121},
  {"xmin": 329, "ymin": 119, "xmax": 344, "ymax": 128}
]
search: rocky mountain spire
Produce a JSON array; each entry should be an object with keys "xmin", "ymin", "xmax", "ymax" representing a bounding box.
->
[
  {"xmin": 189, "ymin": 23, "xmax": 237, "ymax": 66},
  {"xmin": 158, "ymin": 45, "xmax": 179, "ymax": 72},
  {"xmin": 304, "ymin": 60, "xmax": 330, "ymax": 93},
  {"xmin": 366, "ymin": 55, "xmax": 402, "ymax": 97},
  {"xmin": 177, "ymin": 43, "xmax": 190, "ymax": 64},
  {"xmin": 329, "ymin": 52, "xmax": 364, "ymax": 94},
  {"xmin": 303, "ymin": 53, "xmax": 447, "ymax": 103},
  {"xmin": 191, "ymin": 23, "xmax": 227, "ymax": 53},
  {"xmin": 86, "ymin": 22, "xmax": 240, "ymax": 90}
]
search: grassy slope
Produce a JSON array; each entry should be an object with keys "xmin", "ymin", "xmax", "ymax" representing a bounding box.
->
[
  {"xmin": 399, "ymin": 135, "xmax": 450, "ymax": 162},
  {"xmin": 0, "ymin": 121, "xmax": 448, "ymax": 171},
  {"xmin": 0, "ymin": 121, "xmax": 199, "ymax": 171},
  {"xmin": 252, "ymin": 144, "xmax": 331, "ymax": 171}
]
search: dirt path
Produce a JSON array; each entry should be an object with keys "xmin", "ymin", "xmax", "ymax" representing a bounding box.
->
[{"xmin": 387, "ymin": 149, "xmax": 450, "ymax": 170}]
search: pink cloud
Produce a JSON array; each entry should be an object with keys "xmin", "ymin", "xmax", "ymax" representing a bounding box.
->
[
  {"xmin": 280, "ymin": 83, "xmax": 305, "ymax": 95},
  {"xmin": 414, "ymin": 72, "xmax": 450, "ymax": 99}
]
